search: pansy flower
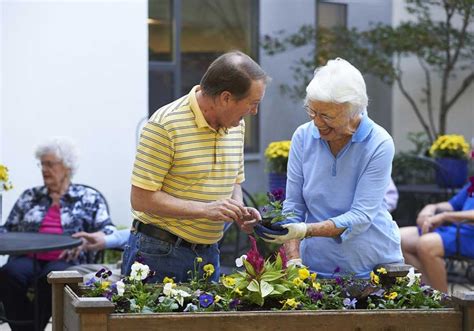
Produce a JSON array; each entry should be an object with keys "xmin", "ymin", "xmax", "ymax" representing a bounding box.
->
[
  {"xmin": 343, "ymin": 297, "xmax": 357, "ymax": 309},
  {"xmin": 203, "ymin": 264, "xmax": 215, "ymax": 277},
  {"xmin": 199, "ymin": 293, "xmax": 214, "ymax": 308}
]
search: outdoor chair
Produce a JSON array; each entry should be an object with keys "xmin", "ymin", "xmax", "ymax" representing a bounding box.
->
[
  {"xmin": 444, "ymin": 219, "xmax": 474, "ymax": 292},
  {"xmin": 392, "ymin": 155, "xmax": 454, "ymax": 227}
]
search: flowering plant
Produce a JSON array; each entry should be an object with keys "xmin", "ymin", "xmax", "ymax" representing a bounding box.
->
[
  {"xmin": 429, "ymin": 134, "xmax": 469, "ymax": 160},
  {"xmin": 265, "ymin": 140, "xmax": 291, "ymax": 173},
  {"xmin": 83, "ymin": 238, "xmax": 448, "ymax": 313},
  {"xmin": 0, "ymin": 164, "xmax": 13, "ymax": 192},
  {"xmin": 260, "ymin": 189, "xmax": 294, "ymax": 225}
]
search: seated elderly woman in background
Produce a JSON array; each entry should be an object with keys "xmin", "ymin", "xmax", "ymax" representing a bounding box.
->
[
  {"xmin": 400, "ymin": 183, "xmax": 474, "ymax": 292},
  {"xmin": 256, "ymin": 58, "xmax": 403, "ymax": 278},
  {"xmin": 0, "ymin": 136, "xmax": 115, "ymax": 331}
]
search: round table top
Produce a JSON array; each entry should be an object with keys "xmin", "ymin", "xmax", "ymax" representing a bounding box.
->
[{"xmin": 0, "ymin": 232, "xmax": 82, "ymax": 255}]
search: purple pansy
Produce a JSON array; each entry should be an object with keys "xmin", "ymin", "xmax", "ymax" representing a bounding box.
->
[
  {"xmin": 343, "ymin": 297, "xmax": 357, "ymax": 309},
  {"xmin": 307, "ymin": 288, "xmax": 323, "ymax": 302},
  {"xmin": 199, "ymin": 293, "xmax": 214, "ymax": 308},
  {"xmin": 229, "ymin": 298, "xmax": 241, "ymax": 310}
]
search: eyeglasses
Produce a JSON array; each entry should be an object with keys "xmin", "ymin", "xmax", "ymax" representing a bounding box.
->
[
  {"xmin": 304, "ymin": 105, "xmax": 336, "ymax": 122},
  {"xmin": 37, "ymin": 161, "xmax": 62, "ymax": 169}
]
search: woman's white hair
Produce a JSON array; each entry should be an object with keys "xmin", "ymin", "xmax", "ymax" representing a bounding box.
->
[
  {"xmin": 305, "ymin": 58, "xmax": 368, "ymax": 115},
  {"xmin": 35, "ymin": 136, "xmax": 79, "ymax": 177}
]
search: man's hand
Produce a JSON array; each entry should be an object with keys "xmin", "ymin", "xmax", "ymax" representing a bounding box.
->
[
  {"xmin": 72, "ymin": 231, "xmax": 107, "ymax": 251},
  {"xmin": 261, "ymin": 223, "xmax": 308, "ymax": 244},
  {"xmin": 236, "ymin": 207, "xmax": 261, "ymax": 234},
  {"xmin": 205, "ymin": 198, "xmax": 248, "ymax": 222}
]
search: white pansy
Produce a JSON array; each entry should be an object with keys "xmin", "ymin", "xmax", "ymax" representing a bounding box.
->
[
  {"xmin": 235, "ymin": 254, "xmax": 248, "ymax": 267},
  {"xmin": 163, "ymin": 282, "xmax": 177, "ymax": 297},
  {"xmin": 184, "ymin": 303, "xmax": 198, "ymax": 312},
  {"xmin": 406, "ymin": 267, "xmax": 422, "ymax": 287},
  {"xmin": 175, "ymin": 289, "xmax": 191, "ymax": 306},
  {"xmin": 116, "ymin": 280, "xmax": 125, "ymax": 296},
  {"xmin": 130, "ymin": 262, "xmax": 150, "ymax": 281}
]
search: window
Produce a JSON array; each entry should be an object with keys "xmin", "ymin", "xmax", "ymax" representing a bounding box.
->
[
  {"xmin": 317, "ymin": 1, "xmax": 347, "ymax": 29},
  {"xmin": 316, "ymin": 1, "xmax": 347, "ymax": 64},
  {"xmin": 148, "ymin": 0, "xmax": 259, "ymax": 153}
]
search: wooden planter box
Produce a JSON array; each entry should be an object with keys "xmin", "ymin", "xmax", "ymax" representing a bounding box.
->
[{"xmin": 48, "ymin": 271, "xmax": 474, "ymax": 331}]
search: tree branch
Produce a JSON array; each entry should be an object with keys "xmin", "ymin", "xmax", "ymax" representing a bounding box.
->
[
  {"xmin": 417, "ymin": 56, "xmax": 437, "ymax": 136},
  {"xmin": 445, "ymin": 72, "xmax": 474, "ymax": 110},
  {"xmin": 395, "ymin": 55, "xmax": 434, "ymax": 141}
]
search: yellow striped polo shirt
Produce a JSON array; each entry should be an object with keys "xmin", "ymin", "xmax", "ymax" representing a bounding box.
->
[{"xmin": 131, "ymin": 85, "xmax": 245, "ymax": 244}]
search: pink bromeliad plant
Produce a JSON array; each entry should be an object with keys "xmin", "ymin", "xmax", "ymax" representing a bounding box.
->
[{"xmin": 222, "ymin": 236, "xmax": 303, "ymax": 306}]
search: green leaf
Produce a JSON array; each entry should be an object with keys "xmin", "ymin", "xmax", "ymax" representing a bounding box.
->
[
  {"xmin": 247, "ymin": 279, "xmax": 260, "ymax": 292},
  {"xmin": 243, "ymin": 259, "xmax": 256, "ymax": 277},
  {"xmin": 261, "ymin": 270, "xmax": 285, "ymax": 282},
  {"xmin": 260, "ymin": 280, "xmax": 274, "ymax": 298},
  {"xmin": 272, "ymin": 284, "xmax": 290, "ymax": 295}
]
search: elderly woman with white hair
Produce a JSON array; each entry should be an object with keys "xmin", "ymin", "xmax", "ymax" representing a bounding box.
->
[
  {"xmin": 0, "ymin": 136, "xmax": 115, "ymax": 331},
  {"xmin": 256, "ymin": 58, "xmax": 403, "ymax": 278}
]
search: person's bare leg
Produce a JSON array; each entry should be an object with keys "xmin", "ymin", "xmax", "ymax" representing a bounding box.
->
[
  {"xmin": 417, "ymin": 232, "xmax": 447, "ymax": 292},
  {"xmin": 400, "ymin": 226, "xmax": 423, "ymax": 271}
]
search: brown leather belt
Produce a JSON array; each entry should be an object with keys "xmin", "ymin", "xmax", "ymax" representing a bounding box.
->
[{"xmin": 132, "ymin": 219, "xmax": 212, "ymax": 250}]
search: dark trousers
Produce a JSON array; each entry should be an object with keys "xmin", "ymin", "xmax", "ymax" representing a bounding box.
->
[{"xmin": 0, "ymin": 256, "xmax": 73, "ymax": 331}]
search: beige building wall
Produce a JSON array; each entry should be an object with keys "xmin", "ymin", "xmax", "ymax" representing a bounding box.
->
[{"xmin": 391, "ymin": 0, "xmax": 474, "ymax": 152}]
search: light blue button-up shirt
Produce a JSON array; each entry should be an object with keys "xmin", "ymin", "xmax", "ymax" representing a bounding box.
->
[{"xmin": 283, "ymin": 112, "xmax": 403, "ymax": 278}]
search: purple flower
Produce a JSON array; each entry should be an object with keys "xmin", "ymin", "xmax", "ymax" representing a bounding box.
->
[
  {"xmin": 270, "ymin": 188, "xmax": 285, "ymax": 202},
  {"xmin": 229, "ymin": 298, "xmax": 241, "ymax": 310},
  {"xmin": 85, "ymin": 277, "xmax": 98, "ymax": 286},
  {"xmin": 371, "ymin": 289, "xmax": 385, "ymax": 297},
  {"xmin": 335, "ymin": 276, "xmax": 343, "ymax": 286},
  {"xmin": 95, "ymin": 268, "xmax": 106, "ymax": 278},
  {"xmin": 333, "ymin": 266, "xmax": 341, "ymax": 274},
  {"xmin": 343, "ymin": 297, "xmax": 357, "ymax": 309},
  {"xmin": 199, "ymin": 293, "xmax": 214, "ymax": 308},
  {"xmin": 308, "ymin": 288, "xmax": 323, "ymax": 302}
]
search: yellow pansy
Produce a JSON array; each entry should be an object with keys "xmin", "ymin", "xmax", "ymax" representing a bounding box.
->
[
  {"xmin": 281, "ymin": 298, "xmax": 299, "ymax": 310},
  {"xmin": 203, "ymin": 264, "xmax": 215, "ymax": 277},
  {"xmin": 370, "ymin": 271, "xmax": 380, "ymax": 285},
  {"xmin": 214, "ymin": 295, "xmax": 222, "ymax": 303},
  {"xmin": 196, "ymin": 257, "xmax": 203, "ymax": 263},
  {"xmin": 312, "ymin": 282, "xmax": 321, "ymax": 291},
  {"xmin": 310, "ymin": 272, "xmax": 317, "ymax": 281},
  {"xmin": 385, "ymin": 292, "xmax": 398, "ymax": 300},
  {"xmin": 293, "ymin": 278, "xmax": 303, "ymax": 286},
  {"xmin": 298, "ymin": 268, "xmax": 310, "ymax": 280},
  {"xmin": 101, "ymin": 281, "xmax": 110, "ymax": 290},
  {"xmin": 233, "ymin": 288, "xmax": 243, "ymax": 296},
  {"xmin": 163, "ymin": 277, "xmax": 174, "ymax": 284},
  {"xmin": 376, "ymin": 267, "xmax": 387, "ymax": 275},
  {"xmin": 223, "ymin": 276, "xmax": 236, "ymax": 287},
  {"xmin": 0, "ymin": 165, "xmax": 8, "ymax": 182}
]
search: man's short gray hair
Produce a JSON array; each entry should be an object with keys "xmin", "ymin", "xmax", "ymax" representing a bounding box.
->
[
  {"xmin": 35, "ymin": 136, "xmax": 79, "ymax": 177},
  {"xmin": 305, "ymin": 58, "xmax": 368, "ymax": 115}
]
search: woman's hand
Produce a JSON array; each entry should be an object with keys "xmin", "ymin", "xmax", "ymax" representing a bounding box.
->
[
  {"xmin": 421, "ymin": 212, "xmax": 446, "ymax": 234},
  {"xmin": 59, "ymin": 237, "xmax": 86, "ymax": 262},
  {"xmin": 416, "ymin": 204, "xmax": 437, "ymax": 228},
  {"xmin": 259, "ymin": 222, "xmax": 308, "ymax": 244}
]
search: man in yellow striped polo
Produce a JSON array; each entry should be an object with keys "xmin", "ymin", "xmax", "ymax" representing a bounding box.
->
[{"xmin": 121, "ymin": 51, "xmax": 269, "ymax": 283}]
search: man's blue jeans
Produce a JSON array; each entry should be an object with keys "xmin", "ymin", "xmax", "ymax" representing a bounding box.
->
[{"xmin": 121, "ymin": 231, "xmax": 220, "ymax": 283}]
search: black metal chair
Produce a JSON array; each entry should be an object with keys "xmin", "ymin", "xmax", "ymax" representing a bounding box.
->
[{"xmin": 392, "ymin": 155, "xmax": 455, "ymax": 227}]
